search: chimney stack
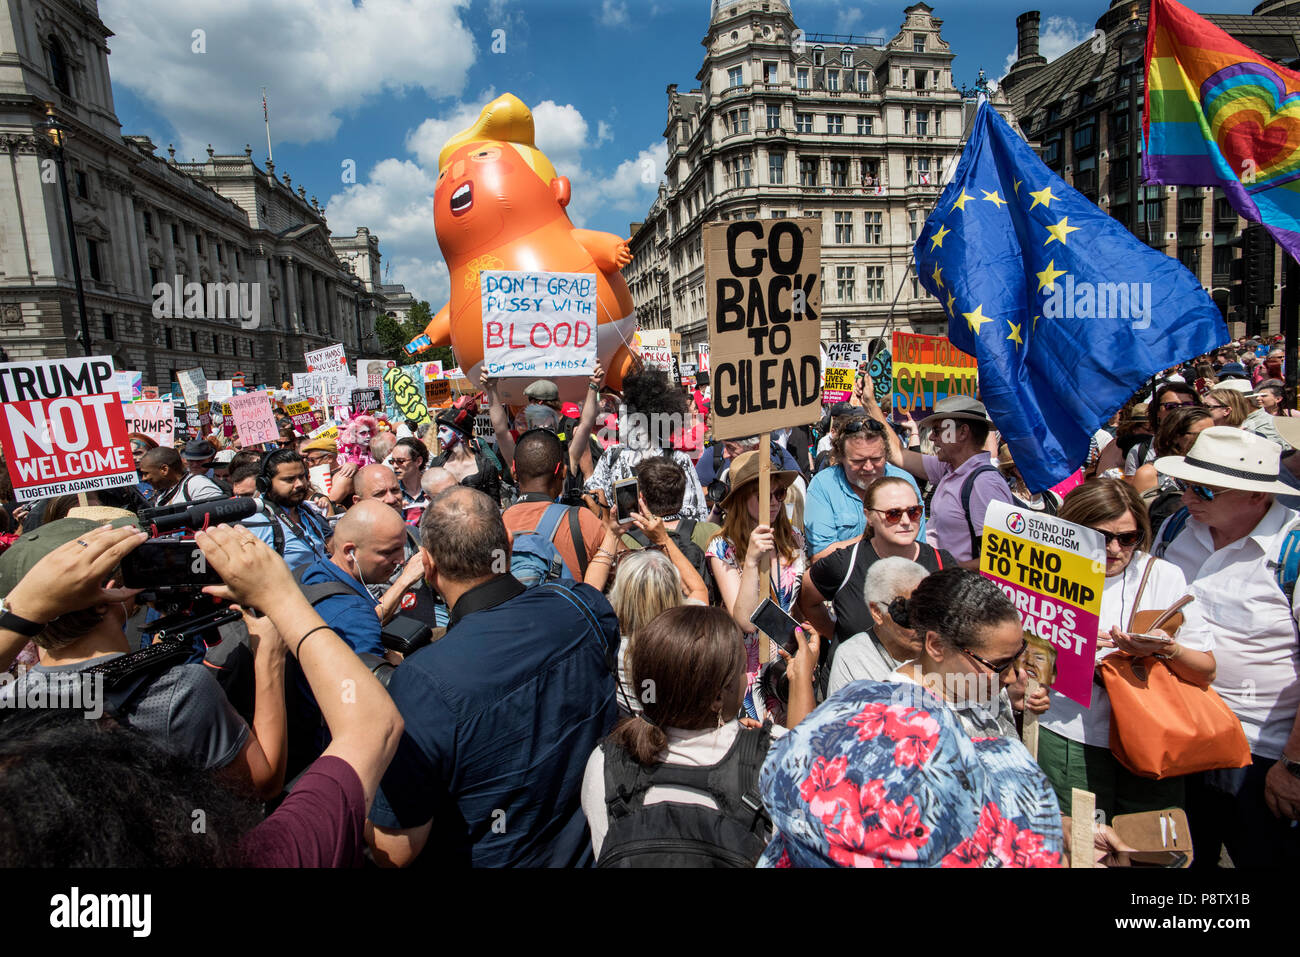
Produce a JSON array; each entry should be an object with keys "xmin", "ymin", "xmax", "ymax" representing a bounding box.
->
[{"xmin": 1002, "ymin": 11, "xmax": 1048, "ymax": 94}]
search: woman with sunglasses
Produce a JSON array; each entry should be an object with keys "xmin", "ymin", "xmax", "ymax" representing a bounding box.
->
[
  {"xmin": 802, "ymin": 477, "xmax": 955, "ymax": 661},
  {"xmin": 1038, "ymin": 479, "xmax": 1216, "ymax": 819},
  {"xmin": 887, "ymin": 568, "xmax": 1035, "ymax": 740},
  {"xmin": 1202, "ymin": 388, "xmax": 1251, "ymax": 428},
  {"xmin": 706, "ymin": 451, "xmax": 817, "ymax": 726}
]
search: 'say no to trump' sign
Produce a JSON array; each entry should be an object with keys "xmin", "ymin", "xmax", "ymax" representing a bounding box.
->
[{"xmin": 0, "ymin": 356, "xmax": 136, "ymax": 501}]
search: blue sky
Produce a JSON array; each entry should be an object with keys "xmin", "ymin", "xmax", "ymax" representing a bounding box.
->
[{"xmin": 98, "ymin": 0, "xmax": 1264, "ymax": 306}]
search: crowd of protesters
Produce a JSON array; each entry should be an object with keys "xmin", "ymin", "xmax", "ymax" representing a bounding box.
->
[{"xmin": 0, "ymin": 332, "xmax": 1297, "ymax": 869}]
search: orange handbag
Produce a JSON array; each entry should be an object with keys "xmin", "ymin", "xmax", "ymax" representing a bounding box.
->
[{"xmin": 1098, "ymin": 559, "xmax": 1252, "ymax": 780}]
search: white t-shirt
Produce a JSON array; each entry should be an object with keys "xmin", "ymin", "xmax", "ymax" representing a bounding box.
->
[
  {"xmin": 1159, "ymin": 501, "xmax": 1300, "ymax": 759},
  {"xmin": 827, "ymin": 630, "xmax": 905, "ymax": 696},
  {"xmin": 1039, "ymin": 553, "xmax": 1208, "ymax": 747},
  {"xmin": 160, "ymin": 473, "xmax": 225, "ymax": 505},
  {"xmin": 581, "ymin": 721, "xmax": 787, "ymax": 860}
]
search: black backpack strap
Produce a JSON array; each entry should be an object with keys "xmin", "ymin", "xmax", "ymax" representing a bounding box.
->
[
  {"xmin": 292, "ymin": 564, "xmax": 359, "ymax": 605},
  {"xmin": 627, "ymin": 528, "xmax": 652, "ymax": 549},
  {"xmin": 602, "ymin": 736, "xmax": 649, "ymax": 821},
  {"xmin": 677, "ymin": 518, "xmax": 697, "ymax": 545},
  {"xmin": 961, "ymin": 465, "xmax": 999, "ymax": 559},
  {"xmin": 568, "ymin": 505, "xmax": 588, "ymax": 578},
  {"xmin": 712, "ymin": 442, "xmax": 723, "ymax": 476}
]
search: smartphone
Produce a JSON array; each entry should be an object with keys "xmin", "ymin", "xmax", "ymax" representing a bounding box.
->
[
  {"xmin": 1130, "ymin": 632, "xmax": 1174, "ymax": 643},
  {"xmin": 750, "ymin": 597, "xmax": 799, "ymax": 648},
  {"xmin": 121, "ymin": 540, "xmax": 223, "ymax": 589},
  {"xmin": 614, "ymin": 477, "xmax": 640, "ymax": 525}
]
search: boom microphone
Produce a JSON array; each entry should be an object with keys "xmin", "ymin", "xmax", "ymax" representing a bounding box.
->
[{"xmin": 146, "ymin": 497, "xmax": 257, "ymax": 534}]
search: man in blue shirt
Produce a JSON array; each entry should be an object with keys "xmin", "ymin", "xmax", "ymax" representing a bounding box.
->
[
  {"xmin": 240, "ymin": 449, "xmax": 331, "ymax": 569},
  {"xmin": 369, "ymin": 486, "xmax": 619, "ymax": 868},
  {"xmin": 804, "ymin": 415, "xmax": 926, "ymax": 557}
]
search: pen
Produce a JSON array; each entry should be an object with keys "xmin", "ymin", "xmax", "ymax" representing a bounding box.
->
[
  {"xmin": 1169, "ymin": 814, "xmax": 1178, "ymax": 845},
  {"xmin": 1160, "ymin": 815, "xmax": 1168, "ymax": 848}
]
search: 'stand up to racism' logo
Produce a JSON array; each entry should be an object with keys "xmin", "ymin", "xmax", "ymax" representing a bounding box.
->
[{"xmin": 1005, "ymin": 512, "xmax": 1026, "ymax": 534}]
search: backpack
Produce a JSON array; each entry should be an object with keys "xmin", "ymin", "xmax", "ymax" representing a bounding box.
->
[
  {"xmin": 510, "ymin": 503, "xmax": 580, "ymax": 588},
  {"xmin": 960, "ymin": 465, "xmax": 1000, "ymax": 560},
  {"xmin": 596, "ymin": 723, "xmax": 774, "ymax": 868},
  {"xmin": 1144, "ymin": 486, "xmax": 1185, "ymax": 536},
  {"xmin": 1155, "ymin": 506, "xmax": 1300, "ymax": 603},
  {"xmin": 625, "ymin": 518, "xmax": 719, "ymax": 604}
]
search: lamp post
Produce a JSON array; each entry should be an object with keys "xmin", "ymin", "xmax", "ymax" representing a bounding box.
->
[
  {"xmin": 1119, "ymin": 11, "xmax": 1147, "ymax": 242},
  {"xmin": 43, "ymin": 105, "xmax": 91, "ymax": 356}
]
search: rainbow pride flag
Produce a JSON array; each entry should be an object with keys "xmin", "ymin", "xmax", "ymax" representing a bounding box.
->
[{"xmin": 1144, "ymin": 0, "xmax": 1300, "ymax": 260}]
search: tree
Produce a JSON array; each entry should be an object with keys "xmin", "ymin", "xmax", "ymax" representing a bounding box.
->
[{"xmin": 374, "ymin": 300, "xmax": 454, "ymax": 367}]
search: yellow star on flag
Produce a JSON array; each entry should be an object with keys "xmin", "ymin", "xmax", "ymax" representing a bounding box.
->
[
  {"xmin": 1033, "ymin": 314, "xmax": 1041, "ymax": 333},
  {"xmin": 945, "ymin": 290, "xmax": 956, "ymax": 315},
  {"xmin": 952, "ymin": 190, "xmax": 975, "ymax": 212},
  {"xmin": 1014, "ymin": 179, "xmax": 1023, "ymax": 196},
  {"xmin": 1044, "ymin": 216, "xmax": 1080, "ymax": 247},
  {"xmin": 1036, "ymin": 260, "xmax": 1067, "ymax": 293},
  {"xmin": 1007, "ymin": 321, "xmax": 1024, "ymax": 347},
  {"xmin": 982, "ymin": 190, "xmax": 1008, "ymax": 209},
  {"xmin": 932, "ymin": 263, "xmax": 944, "ymax": 289},
  {"xmin": 930, "ymin": 224, "xmax": 951, "ymax": 249},
  {"xmin": 963, "ymin": 304, "xmax": 994, "ymax": 334},
  {"xmin": 1029, "ymin": 186, "xmax": 1058, "ymax": 211}
]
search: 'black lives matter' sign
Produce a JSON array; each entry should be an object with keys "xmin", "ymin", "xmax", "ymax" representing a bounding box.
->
[{"xmin": 705, "ymin": 219, "xmax": 822, "ymax": 441}]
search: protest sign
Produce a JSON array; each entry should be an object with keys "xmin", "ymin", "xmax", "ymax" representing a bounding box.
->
[
  {"xmin": 822, "ymin": 343, "xmax": 860, "ymax": 405},
  {"xmin": 195, "ymin": 400, "xmax": 212, "ymax": 435},
  {"xmin": 218, "ymin": 402, "xmax": 235, "ymax": 438},
  {"xmin": 979, "ymin": 501, "xmax": 1106, "ymax": 708},
  {"xmin": 351, "ymin": 388, "xmax": 382, "ymax": 414},
  {"xmin": 293, "ymin": 370, "xmax": 353, "ymax": 404},
  {"xmin": 142, "ymin": 386, "xmax": 159, "ymax": 401},
  {"xmin": 284, "ymin": 399, "xmax": 319, "ymax": 435},
  {"xmin": 640, "ymin": 329, "xmax": 675, "ymax": 371},
  {"xmin": 869, "ymin": 346, "xmax": 892, "ymax": 407},
  {"xmin": 309, "ymin": 464, "xmax": 333, "ymax": 495},
  {"xmin": 481, "ymin": 270, "xmax": 597, "ymax": 399},
  {"xmin": 0, "ymin": 356, "xmax": 135, "ymax": 501},
  {"xmin": 425, "ymin": 379, "xmax": 452, "ymax": 407},
  {"xmin": 208, "ymin": 380, "xmax": 234, "ymax": 402},
  {"xmin": 308, "ymin": 421, "xmax": 339, "ymax": 442},
  {"xmin": 122, "ymin": 400, "xmax": 174, "ymax": 447},
  {"xmin": 705, "ymin": 219, "xmax": 822, "ymax": 441},
  {"xmin": 229, "ymin": 392, "xmax": 279, "ymax": 447},
  {"xmin": 176, "ymin": 367, "xmax": 207, "ymax": 406},
  {"xmin": 356, "ymin": 359, "xmax": 396, "ymax": 389},
  {"xmin": 891, "ymin": 332, "xmax": 978, "ymax": 419},
  {"xmin": 383, "ymin": 366, "xmax": 431, "ymax": 425},
  {"xmin": 304, "ymin": 342, "xmax": 348, "ymax": 373},
  {"xmin": 421, "ymin": 361, "xmax": 444, "ymax": 381},
  {"xmin": 111, "ymin": 371, "xmax": 142, "ymax": 403},
  {"xmin": 697, "ymin": 347, "xmax": 710, "ymax": 373}
]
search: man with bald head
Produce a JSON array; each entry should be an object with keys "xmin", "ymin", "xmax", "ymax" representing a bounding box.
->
[
  {"xmin": 421, "ymin": 467, "xmax": 457, "ymax": 499},
  {"xmin": 352, "ymin": 464, "xmax": 403, "ymax": 512},
  {"xmin": 350, "ymin": 463, "xmax": 444, "ymax": 626}
]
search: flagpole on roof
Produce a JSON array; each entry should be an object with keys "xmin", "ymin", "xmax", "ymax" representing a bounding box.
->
[{"xmin": 262, "ymin": 88, "xmax": 274, "ymax": 165}]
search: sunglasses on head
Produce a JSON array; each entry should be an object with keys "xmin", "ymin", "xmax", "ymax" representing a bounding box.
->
[
  {"xmin": 842, "ymin": 418, "xmax": 887, "ymax": 437},
  {"xmin": 869, "ymin": 505, "xmax": 923, "ymax": 525},
  {"xmin": 1091, "ymin": 528, "xmax": 1142, "ymax": 548},
  {"xmin": 961, "ymin": 638, "xmax": 1028, "ymax": 678}
]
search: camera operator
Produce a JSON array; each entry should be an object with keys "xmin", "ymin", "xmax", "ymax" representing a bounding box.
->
[
  {"xmin": 0, "ymin": 523, "xmax": 403, "ymax": 867},
  {"xmin": 240, "ymin": 449, "xmax": 331, "ymax": 569},
  {"xmin": 140, "ymin": 447, "xmax": 225, "ymax": 506},
  {"xmin": 502, "ymin": 429, "xmax": 605, "ymax": 581},
  {"xmin": 0, "ymin": 521, "xmax": 288, "ymax": 800}
]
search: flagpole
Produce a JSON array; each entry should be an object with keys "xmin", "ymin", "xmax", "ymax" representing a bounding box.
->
[
  {"xmin": 262, "ymin": 88, "xmax": 274, "ymax": 164},
  {"xmin": 1283, "ymin": 252, "xmax": 1298, "ymax": 406}
]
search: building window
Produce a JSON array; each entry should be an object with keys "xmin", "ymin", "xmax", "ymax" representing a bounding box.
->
[
  {"xmin": 235, "ymin": 249, "xmax": 241, "ymax": 271},
  {"xmin": 48, "ymin": 36, "xmax": 71, "ymax": 94},
  {"xmin": 216, "ymin": 243, "xmax": 224, "ymax": 263},
  {"xmin": 906, "ymin": 156, "xmax": 914, "ymax": 184},
  {"xmin": 934, "ymin": 110, "xmax": 942, "ymax": 136},
  {"xmin": 1178, "ymin": 243, "xmax": 1201, "ymax": 274},
  {"xmin": 860, "ymin": 158, "xmax": 880, "ymax": 184},
  {"xmin": 914, "ymin": 69, "xmax": 927, "ymax": 90},
  {"xmin": 842, "ymin": 49, "xmax": 854, "ymax": 67},
  {"xmin": 837, "ymin": 266, "xmax": 855, "ymax": 302},
  {"xmin": 764, "ymin": 61, "xmax": 778, "ymax": 84},
  {"xmin": 835, "ymin": 211, "xmax": 854, "ymax": 243},
  {"xmin": 795, "ymin": 112, "xmax": 813, "ymax": 134},
  {"xmin": 830, "ymin": 158, "xmax": 850, "ymax": 188},
  {"xmin": 725, "ymin": 155, "xmax": 752, "ymax": 189},
  {"xmin": 813, "ymin": 47, "xmax": 825, "ymax": 67},
  {"xmin": 857, "ymin": 71, "xmax": 871, "ymax": 93},
  {"xmin": 769, "ymin": 152, "xmax": 785, "ymax": 185},
  {"xmin": 828, "ymin": 114, "xmax": 844, "ymax": 134},
  {"xmin": 164, "ymin": 328, "xmax": 173, "ymax": 350},
  {"xmin": 767, "ymin": 105, "xmax": 781, "ymax": 130},
  {"xmin": 724, "ymin": 108, "xmax": 750, "ymax": 134},
  {"xmin": 799, "ymin": 156, "xmax": 818, "ymax": 186},
  {"xmin": 797, "ymin": 67, "xmax": 809, "ymax": 90},
  {"xmin": 827, "ymin": 70, "xmax": 840, "ymax": 92},
  {"xmin": 864, "ymin": 211, "xmax": 883, "ymax": 244},
  {"xmin": 171, "ymin": 223, "xmax": 180, "ymax": 244},
  {"xmin": 1042, "ymin": 137, "xmax": 1061, "ymax": 167},
  {"xmin": 1073, "ymin": 123, "xmax": 1096, "ymax": 153},
  {"xmin": 191, "ymin": 330, "xmax": 199, "ymax": 351},
  {"xmin": 909, "ymin": 209, "xmax": 920, "ymax": 241},
  {"xmin": 917, "ymin": 111, "xmax": 929, "ymax": 136},
  {"xmin": 857, "ymin": 115, "xmax": 874, "ymax": 135},
  {"xmin": 918, "ymin": 157, "xmax": 932, "ymax": 185},
  {"xmin": 913, "ymin": 33, "xmax": 926, "ymax": 53},
  {"xmin": 102, "ymin": 314, "xmax": 114, "ymax": 341},
  {"xmin": 75, "ymin": 170, "xmax": 88, "ymax": 199},
  {"xmin": 770, "ymin": 209, "xmax": 787, "ymax": 218},
  {"xmin": 143, "ymin": 211, "xmax": 154, "ymax": 236},
  {"xmin": 195, "ymin": 233, "xmax": 204, "ymax": 254},
  {"xmin": 865, "ymin": 266, "xmax": 885, "ymax": 302},
  {"xmin": 729, "ymin": 66, "xmax": 744, "ymax": 89},
  {"xmin": 86, "ymin": 240, "xmax": 103, "ymax": 282},
  {"xmin": 903, "ymin": 110, "xmax": 911, "ymax": 135}
]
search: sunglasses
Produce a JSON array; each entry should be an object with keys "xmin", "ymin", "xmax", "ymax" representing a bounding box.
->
[
  {"xmin": 1202, "ymin": 402, "xmax": 1226, "ymax": 411},
  {"xmin": 961, "ymin": 638, "xmax": 1028, "ymax": 678},
  {"xmin": 1159, "ymin": 400, "xmax": 1196, "ymax": 410},
  {"xmin": 842, "ymin": 418, "xmax": 887, "ymax": 437},
  {"xmin": 1175, "ymin": 479, "xmax": 1220, "ymax": 502},
  {"xmin": 868, "ymin": 505, "xmax": 923, "ymax": 525},
  {"xmin": 390, "ymin": 456, "xmax": 413, "ymax": 465},
  {"xmin": 1090, "ymin": 528, "xmax": 1142, "ymax": 548}
]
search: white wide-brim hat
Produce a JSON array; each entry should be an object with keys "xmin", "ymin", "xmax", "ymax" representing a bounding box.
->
[
  {"xmin": 1275, "ymin": 416, "xmax": 1300, "ymax": 449},
  {"xmin": 1155, "ymin": 425, "xmax": 1294, "ymax": 495},
  {"xmin": 1214, "ymin": 379, "xmax": 1254, "ymax": 394}
]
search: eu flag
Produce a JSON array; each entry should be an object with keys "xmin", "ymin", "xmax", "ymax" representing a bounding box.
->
[{"xmin": 914, "ymin": 101, "xmax": 1227, "ymax": 493}]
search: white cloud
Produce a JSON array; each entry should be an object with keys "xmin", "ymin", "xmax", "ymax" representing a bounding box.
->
[
  {"xmin": 1001, "ymin": 15, "xmax": 1091, "ymax": 77},
  {"xmin": 598, "ymin": 0, "xmax": 629, "ymax": 27},
  {"xmin": 100, "ymin": 0, "xmax": 477, "ymax": 158},
  {"xmin": 327, "ymin": 100, "xmax": 666, "ymax": 302},
  {"xmin": 835, "ymin": 9, "xmax": 863, "ymax": 35}
]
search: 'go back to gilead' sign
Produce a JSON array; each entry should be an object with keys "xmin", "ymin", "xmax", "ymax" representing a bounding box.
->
[{"xmin": 705, "ymin": 219, "xmax": 822, "ymax": 441}]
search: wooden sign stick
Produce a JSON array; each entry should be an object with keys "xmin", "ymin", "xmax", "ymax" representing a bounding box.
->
[
  {"xmin": 1070, "ymin": 788, "xmax": 1096, "ymax": 869},
  {"xmin": 1021, "ymin": 675, "xmax": 1040, "ymax": 760},
  {"xmin": 758, "ymin": 431, "xmax": 771, "ymax": 664}
]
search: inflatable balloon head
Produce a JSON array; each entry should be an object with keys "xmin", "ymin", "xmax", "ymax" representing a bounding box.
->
[{"xmin": 409, "ymin": 93, "xmax": 639, "ymax": 402}]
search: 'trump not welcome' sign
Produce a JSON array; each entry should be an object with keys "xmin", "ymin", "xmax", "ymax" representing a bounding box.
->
[
  {"xmin": 705, "ymin": 219, "xmax": 822, "ymax": 441},
  {"xmin": 0, "ymin": 356, "xmax": 136, "ymax": 501}
]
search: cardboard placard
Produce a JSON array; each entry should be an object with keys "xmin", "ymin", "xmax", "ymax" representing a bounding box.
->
[
  {"xmin": 351, "ymin": 388, "xmax": 383, "ymax": 414},
  {"xmin": 122, "ymin": 399, "xmax": 175, "ymax": 447},
  {"xmin": 640, "ymin": 329, "xmax": 675, "ymax": 372},
  {"xmin": 697, "ymin": 346, "xmax": 710, "ymax": 373},
  {"xmin": 356, "ymin": 358, "xmax": 397, "ymax": 390},
  {"xmin": 425, "ymin": 379, "xmax": 452, "ymax": 407},
  {"xmin": 869, "ymin": 347, "xmax": 892, "ymax": 407},
  {"xmin": 891, "ymin": 331, "xmax": 978, "ymax": 419},
  {"xmin": 284, "ymin": 399, "xmax": 319, "ymax": 435},
  {"xmin": 822, "ymin": 356, "xmax": 856, "ymax": 405},
  {"xmin": 112, "ymin": 370, "xmax": 142, "ymax": 403},
  {"xmin": 229, "ymin": 391, "xmax": 279, "ymax": 447},
  {"xmin": 421, "ymin": 361, "xmax": 444, "ymax": 381},
  {"xmin": 304, "ymin": 342, "xmax": 348, "ymax": 373},
  {"xmin": 208, "ymin": 379, "xmax": 234, "ymax": 402},
  {"xmin": 176, "ymin": 367, "xmax": 207, "ymax": 407},
  {"xmin": 0, "ymin": 356, "xmax": 136, "ymax": 501},
  {"xmin": 382, "ymin": 366, "xmax": 431, "ymax": 425},
  {"xmin": 705, "ymin": 219, "xmax": 822, "ymax": 441},
  {"xmin": 308, "ymin": 421, "xmax": 339, "ymax": 442},
  {"xmin": 309, "ymin": 464, "xmax": 333, "ymax": 495},
  {"xmin": 481, "ymin": 270, "xmax": 598, "ymax": 389},
  {"xmin": 980, "ymin": 501, "xmax": 1106, "ymax": 708}
]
